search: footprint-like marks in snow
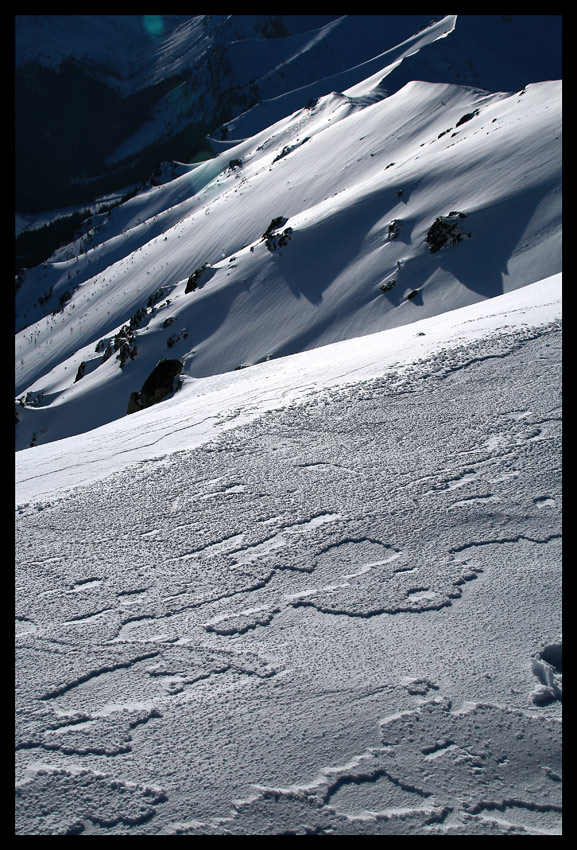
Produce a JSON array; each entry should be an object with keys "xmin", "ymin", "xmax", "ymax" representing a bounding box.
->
[
  {"xmin": 202, "ymin": 606, "xmax": 281, "ymax": 636},
  {"xmin": 144, "ymin": 644, "xmax": 277, "ymax": 695},
  {"xmin": 533, "ymin": 495, "xmax": 556, "ymax": 509},
  {"xmin": 202, "ymin": 536, "xmax": 484, "ymax": 634},
  {"xmin": 449, "ymin": 494, "xmax": 500, "ymax": 510},
  {"xmin": 424, "ymin": 468, "xmax": 479, "ymax": 496},
  {"xmin": 401, "ymin": 677, "xmax": 440, "ymax": 696},
  {"xmin": 67, "ymin": 578, "xmax": 104, "ymax": 593},
  {"xmin": 18, "ymin": 705, "xmax": 162, "ymax": 758}
]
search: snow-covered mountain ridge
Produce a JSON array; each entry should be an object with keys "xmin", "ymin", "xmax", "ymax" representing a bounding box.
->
[
  {"xmin": 16, "ymin": 15, "xmax": 560, "ymax": 221},
  {"xmin": 16, "ymin": 14, "xmax": 431, "ymax": 216},
  {"xmin": 15, "ymin": 70, "xmax": 561, "ymax": 450}
]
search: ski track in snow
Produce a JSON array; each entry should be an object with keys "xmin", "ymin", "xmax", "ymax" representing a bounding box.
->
[{"xmin": 16, "ymin": 322, "xmax": 561, "ymax": 835}]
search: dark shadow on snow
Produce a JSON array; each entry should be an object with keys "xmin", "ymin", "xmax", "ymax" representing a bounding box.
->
[
  {"xmin": 432, "ymin": 185, "xmax": 552, "ymax": 299},
  {"xmin": 273, "ymin": 193, "xmax": 397, "ymax": 306}
]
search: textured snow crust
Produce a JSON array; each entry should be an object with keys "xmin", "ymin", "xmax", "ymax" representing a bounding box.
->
[{"xmin": 16, "ymin": 281, "xmax": 561, "ymax": 835}]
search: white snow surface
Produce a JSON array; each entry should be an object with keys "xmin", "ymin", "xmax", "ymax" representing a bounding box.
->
[
  {"xmin": 16, "ymin": 274, "xmax": 562, "ymax": 834},
  {"xmin": 15, "ymin": 16, "xmax": 561, "ymax": 835},
  {"xmin": 16, "ymin": 273, "xmax": 560, "ymax": 506}
]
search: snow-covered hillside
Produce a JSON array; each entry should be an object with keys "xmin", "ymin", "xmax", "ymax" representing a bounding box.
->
[
  {"xmin": 16, "ymin": 14, "xmax": 562, "ymax": 836},
  {"xmin": 15, "ymin": 71, "xmax": 561, "ymax": 450},
  {"xmin": 16, "ymin": 276, "xmax": 562, "ymax": 834}
]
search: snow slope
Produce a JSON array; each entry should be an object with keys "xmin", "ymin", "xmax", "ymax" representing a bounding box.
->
[
  {"xmin": 15, "ymin": 15, "xmax": 562, "ymax": 835},
  {"xmin": 15, "ymin": 273, "xmax": 561, "ymax": 505},
  {"xmin": 16, "ymin": 275, "xmax": 562, "ymax": 834},
  {"xmin": 15, "ymin": 75, "xmax": 561, "ymax": 450}
]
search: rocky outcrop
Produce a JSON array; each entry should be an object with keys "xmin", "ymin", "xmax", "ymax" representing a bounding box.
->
[
  {"xmin": 262, "ymin": 216, "xmax": 293, "ymax": 251},
  {"xmin": 127, "ymin": 359, "xmax": 183, "ymax": 415},
  {"xmin": 185, "ymin": 264, "xmax": 208, "ymax": 293},
  {"xmin": 425, "ymin": 211, "xmax": 471, "ymax": 253},
  {"xmin": 455, "ymin": 109, "xmax": 479, "ymax": 127},
  {"xmin": 74, "ymin": 361, "xmax": 86, "ymax": 383}
]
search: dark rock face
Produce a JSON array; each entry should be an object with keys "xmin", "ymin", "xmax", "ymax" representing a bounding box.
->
[
  {"xmin": 425, "ymin": 212, "xmax": 470, "ymax": 253},
  {"xmin": 263, "ymin": 216, "xmax": 286, "ymax": 235},
  {"xmin": 267, "ymin": 228, "xmax": 293, "ymax": 251},
  {"xmin": 262, "ymin": 217, "xmax": 293, "ymax": 252},
  {"xmin": 455, "ymin": 109, "xmax": 479, "ymax": 127},
  {"xmin": 127, "ymin": 359, "xmax": 182, "ymax": 414},
  {"xmin": 185, "ymin": 264, "xmax": 208, "ymax": 293},
  {"xmin": 74, "ymin": 361, "xmax": 86, "ymax": 383}
]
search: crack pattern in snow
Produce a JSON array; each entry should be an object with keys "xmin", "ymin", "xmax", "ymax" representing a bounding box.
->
[{"xmin": 16, "ymin": 326, "xmax": 561, "ymax": 834}]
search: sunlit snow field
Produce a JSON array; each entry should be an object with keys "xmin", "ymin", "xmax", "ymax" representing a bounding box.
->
[
  {"xmin": 16, "ymin": 276, "xmax": 561, "ymax": 835},
  {"xmin": 16, "ymin": 14, "xmax": 561, "ymax": 835}
]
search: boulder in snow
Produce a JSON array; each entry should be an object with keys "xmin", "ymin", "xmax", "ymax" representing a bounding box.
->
[
  {"xmin": 127, "ymin": 358, "xmax": 182, "ymax": 414},
  {"xmin": 425, "ymin": 211, "xmax": 471, "ymax": 253}
]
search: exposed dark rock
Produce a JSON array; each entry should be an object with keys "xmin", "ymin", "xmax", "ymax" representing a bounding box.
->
[
  {"xmin": 263, "ymin": 216, "xmax": 287, "ymax": 238},
  {"xmin": 74, "ymin": 361, "xmax": 86, "ymax": 383},
  {"xmin": 101, "ymin": 325, "xmax": 138, "ymax": 368},
  {"xmin": 267, "ymin": 228, "xmax": 293, "ymax": 251},
  {"xmin": 98, "ymin": 298, "xmax": 159, "ymax": 367},
  {"xmin": 272, "ymin": 138, "xmax": 309, "ymax": 163},
  {"xmin": 406, "ymin": 289, "xmax": 420, "ymax": 300},
  {"xmin": 127, "ymin": 392, "xmax": 141, "ymax": 415},
  {"xmin": 185, "ymin": 263, "xmax": 208, "ymax": 293},
  {"xmin": 116, "ymin": 338, "xmax": 137, "ymax": 368},
  {"xmin": 455, "ymin": 109, "xmax": 479, "ymax": 127},
  {"xmin": 425, "ymin": 212, "xmax": 470, "ymax": 253},
  {"xmin": 387, "ymin": 219, "xmax": 401, "ymax": 240},
  {"xmin": 128, "ymin": 307, "xmax": 147, "ymax": 330},
  {"xmin": 127, "ymin": 358, "xmax": 183, "ymax": 414},
  {"xmin": 262, "ymin": 216, "xmax": 292, "ymax": 252},
  {"xmin": 147, "ymin": 286, "xmax": 171, "ymax": 309},
  {"xmin": 166, "ymin": 328, "xmax": 188, "ymax": 347}
]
